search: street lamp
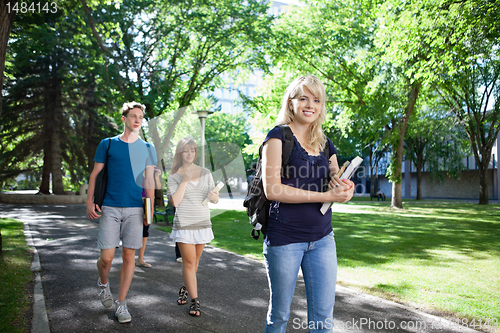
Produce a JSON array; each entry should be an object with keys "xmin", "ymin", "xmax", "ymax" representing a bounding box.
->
[{"xmin": 194, "ymin": 109, "xmax": 214, "ymax": 168}]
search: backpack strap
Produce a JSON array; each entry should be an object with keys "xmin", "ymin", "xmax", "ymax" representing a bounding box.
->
[
  {"xmin": 323, "ymin": 140, "xmax": 330, "ymax": 164},
  {"xmin": 104, "ymin": 138, "xmax": 111, "ymax": 164},
  {"xmin": 277, "ymin": 125, "xmax": 294, "ymax": 179},
  {"xmin": 322, "ymin": 139, "xmax": 331, "ymax": 191}
]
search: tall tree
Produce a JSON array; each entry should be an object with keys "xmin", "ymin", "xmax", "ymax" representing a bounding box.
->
[
  {"xmin": 404, "ymin": 106, "xmax": 468, "ymax": 199},
  {"xmin": 334, "ymin": 102, "xmax": 391, "ymax": 196},
  {"xmin": 383, "ymin": 0, "xmax": 500, "ymax": 204},
  {"xmin": 3, "ymin": 8, "xmax": 67, "ymax": 194},
  {"xmin": 0, "ymin": 0, "xmax": 17, "ymax": 118},
  {"xmin": 1, "ymin": 0, "xmax": 115, "ymax": 193},
  {"xmin": 81, "ymin": 0, "xmax": 273, "ymax": 163},
  {"xmin": 435, "ymin": 2, "xmax": 499, "ymax": 205},
  {"xmin": 205, "ymin": 111, "xmax": 252, "ymax": 170}
]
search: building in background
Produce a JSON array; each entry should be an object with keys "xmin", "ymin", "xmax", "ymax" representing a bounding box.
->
[
  {"xmin": 366, "ymin": 136, "xmax": 500, "ymax": 200},
  {"xmin": 212, "ymin": 71, "xmax": 262, "ymax": 115}
]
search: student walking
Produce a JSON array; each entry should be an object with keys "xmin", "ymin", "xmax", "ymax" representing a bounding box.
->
[
  {"xmin": 260, "ymin": 75, "xmax": 354, "ymax": 332},
  {"xmin": 86, "ymin": 102, "xmax": 157, "ymax": 323},
  {"xmin": 167, "ymin": 137, "xmax": 219, "ymax": 317}
]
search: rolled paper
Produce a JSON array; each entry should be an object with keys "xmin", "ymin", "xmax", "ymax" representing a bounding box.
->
[{"xmin": 202, "ymin": 181, "xmax": 224, "ymax": 206}]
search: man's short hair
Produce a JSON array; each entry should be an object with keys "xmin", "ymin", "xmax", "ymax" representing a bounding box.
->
[{"xmin": 121, "ymin": 102, "xmax": 146, "ymax": 117}]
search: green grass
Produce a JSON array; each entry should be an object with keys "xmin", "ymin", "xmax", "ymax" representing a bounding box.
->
[
  {"xmin": 209, "ymin": 210, "xmax": 266, "ymax": 261},
  {"xmin": 155, "ymin": 210, "xmax": 265, "ymax": 260},
  {"xmin": 0, "ymin": 218, "xmax": 34, "ymax": 333},
  {"xmin": 332, "ymin": 201, "xmax": 500, "ymax": 330},
  {"xmin": 186, "ymin": 202, "xmax": 500, "ymax": 332}
]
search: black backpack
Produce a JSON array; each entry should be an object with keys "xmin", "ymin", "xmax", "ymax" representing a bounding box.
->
[{"xmin": 243, "ymin": 125, "xmax": 330, "ymax": 240}]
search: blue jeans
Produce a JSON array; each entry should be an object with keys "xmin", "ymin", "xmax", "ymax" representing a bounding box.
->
[{"xmin": 263, "ymin": 232, "xmax": 337, "ymax": 333}]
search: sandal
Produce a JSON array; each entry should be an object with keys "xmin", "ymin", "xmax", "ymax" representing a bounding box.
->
[
  {"xmin": 177, "ymin": 286, "xmax": 188, "ymax": 305},
  {"xmin": 189, "ymin": 298, "xmax": 200, "ymax": 317}
]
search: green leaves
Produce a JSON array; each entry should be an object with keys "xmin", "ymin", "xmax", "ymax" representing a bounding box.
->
[
  {"xmin": 2, "ymin": 0, "xmax": 118, "ymax": 189},
  {"xmin": 2, "ymin": 0, "xmax": 275, "ymax": 189},
  {"xmin": 84, "ymin": 0, "xmax": 273, "ymax": 119}
]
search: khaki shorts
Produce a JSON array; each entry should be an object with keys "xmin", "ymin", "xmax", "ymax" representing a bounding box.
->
[{"xmin": 97, "ymin": 206, "xmax": 143, "ymax": 249}]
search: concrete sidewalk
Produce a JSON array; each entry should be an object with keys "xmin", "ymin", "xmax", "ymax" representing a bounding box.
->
[{"xmin": 1, "ymin": 203, "xmax": 483, "ymax": 333}]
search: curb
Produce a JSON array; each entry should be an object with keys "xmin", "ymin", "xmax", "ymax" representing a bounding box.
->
[
  {"xmin": 24, "ymin": 222, "xmax": 50, "ymax": 333},
  {"xmin": 1, "ymin": 194, "xmax": 86, "ymax": 205}
]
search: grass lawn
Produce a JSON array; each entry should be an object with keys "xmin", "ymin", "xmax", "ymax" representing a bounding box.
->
[
  {"xmin": 0, "ymin": 218, "xmax": 34, "ymax": 333},
  {"xmin": 158, "ymin": 201, "xmax": 500, "ymax": 332},
  {"xmin": 331, "ymin": 201, "xmax": 500, "ymax": 332}
]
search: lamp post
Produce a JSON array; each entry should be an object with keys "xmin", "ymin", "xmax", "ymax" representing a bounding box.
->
[{"xmin": 195, "ymin": 110, "xmax": 214, "ymax": 168}]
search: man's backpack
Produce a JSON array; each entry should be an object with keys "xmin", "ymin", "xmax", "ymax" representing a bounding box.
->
[{"xmin": 243, "ymin": 125, "xmax": 330, "ymax": 240}]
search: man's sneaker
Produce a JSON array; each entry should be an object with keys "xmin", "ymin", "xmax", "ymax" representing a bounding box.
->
[
  {"xmin": 98, "ymin": 278, "xmax": 113, "ymax": 309},
  {"xmin": 176, "ymin": 257, "xmax": 183, "ymax": 263},
  {"xmin": 115, "ymin": 300, "xmax": 132, "ymax": 323}
]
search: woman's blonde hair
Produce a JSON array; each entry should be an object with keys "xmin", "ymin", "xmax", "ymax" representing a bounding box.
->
[
  {"xmin": 276, "ymin": 75, "xmax": 327, "ymax": 152},
  {"xmin": 171, "ymin": 137, "xmax": 198, "ymax": 174}
]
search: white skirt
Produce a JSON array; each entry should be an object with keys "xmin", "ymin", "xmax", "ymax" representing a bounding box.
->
[{"xmin": 169, "ymin": 227, "xmax": 214, "ymax": 245}]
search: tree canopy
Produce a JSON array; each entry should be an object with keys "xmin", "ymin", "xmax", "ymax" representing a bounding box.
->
[
  {"xmin": 243, "ymin": 0, "xmax": 498, "ymax": 206},
  {"xmin": 1, "ymin": 0, "xmax": 273, "ymax": 193},
  {"xmin": 1, "ymin": 0, "xmax": 498, "ymax": 206}
]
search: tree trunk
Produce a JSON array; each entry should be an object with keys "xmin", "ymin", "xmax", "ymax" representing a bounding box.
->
[
  {"xmin": 39, "ymin": 68, "xmax": 65, "ymax": 194},
  {"xmin": 392, "ymin": 181, "xmax": 403, "ymax": 208},
  {"xmin": 476, "ymin": 150, "xmax": 491, "ymax": 205},
  {"xmin": 84, "ymin": 80, "xmax": 98, "ymax": 174},
  {"xmin": 154, "ymin": 169, "xmax": 165, "ymax": 207},
  {"xmin": 369, "ymin": 151, "xmax": 375, "ymax": 196},
  {"xmin": 391, "ymin": 81, "xmax": 421, "ymax": 208},
  {"xmin": 467, "ymin": 127, "xmax": 495, "ymax": 205},
  {"xmin": 155, "ymin": 189, "xmax": 164, "ymax": 207},
  {"xmin": 221, "ymin": 166, "xmax": 233, "ymax": 199},
  {"xmin": 85, "ymin": 108, "xmax": 99, "ymax": 175},
  {"xmin": 0, "ymin": 0, "xmax": 17, "ymax": 118},
  {"xmin": 391, "ymin": 140, "xmax": 404, "ymax": 208},
  {"xmin": 467, "ymin": 139, "xmax": 493, "ymax": 205},
  {"xmin": 50, "ymin": 125, "xmax": 65, "ymax": 194},
  {"xmin": 149, "ymin": 106, "xmax": 190, "ymax": 164},
  {"xmin": 416, "ymin": 157, "xmax": 423, "ymax": 200},
  {"xmin": 49, "ymin": 77, "xmax": 65, "ymax": 194},
  {"xmin": 39, "ymin": 136, "xmax": 52, "ymax": 194},
  {"xmin": 478, "ymin": 168, "xmax": 488, "ymax": 205},
  {"xmin": 370, "ymin": 174, "xmax": 376, "ymax": 197},
  {"xmin": 416, "ymin": 165, "xmax": 422, "ymax": 200}
]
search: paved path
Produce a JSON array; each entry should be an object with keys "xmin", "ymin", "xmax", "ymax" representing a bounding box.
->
[{"xmin": 0, "ymin": 203, "xmax": 482, "ymax": 333}]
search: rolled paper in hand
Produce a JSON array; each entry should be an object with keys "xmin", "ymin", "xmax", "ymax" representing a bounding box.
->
[
  {"xmin": 337, "ymin": 161, "xmax": 350, "ymax": 176},
  {"xmin": 202, "ymin": 181, "xmax": 224, "ymax": 206},
  {"xmin": 320, "ymin": 157, "xmax": 363, "ymax": 215},
  {"xmin": 334, "ymin": 161, "xmax": 350, "ymax": 185}
]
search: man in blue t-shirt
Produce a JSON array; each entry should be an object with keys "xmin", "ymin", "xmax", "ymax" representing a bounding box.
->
[{"xmin": 86, "ymin": 102, "xmax": 157, "ymax": 323}]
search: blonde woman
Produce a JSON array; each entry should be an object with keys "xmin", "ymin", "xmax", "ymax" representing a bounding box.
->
[
  {"xmin": 261, "ymin": 75, "xmax": 354, "ymax": 332},
  {"xmin": 167, "ymin": 137, "xmax": 219, "ymax": 317}
]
